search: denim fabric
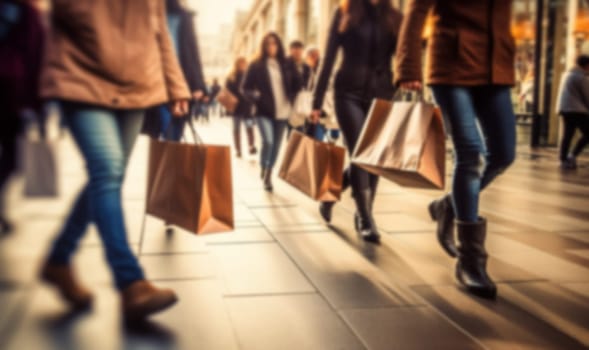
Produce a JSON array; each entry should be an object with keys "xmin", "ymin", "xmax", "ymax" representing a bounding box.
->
[
  {"xmin": 431, "ymin": 85, "xmax": 516, "ymax": 222},
  {"xmin": 257, "ymin": 116, "xmax": 287, "ymax": 168},
  {"xmin": 48, "ymin": 102, "xmax": 145, "ymax": 290},
  {"xmin": 159, "ymin": 105, "xmax": 186, "ymax": 141}
]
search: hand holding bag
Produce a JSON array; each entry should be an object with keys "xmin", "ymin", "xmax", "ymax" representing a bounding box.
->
[
  {"xmin": 351, "ymin": 98, "xmax": 446, "ymax": 190},
  {"xmin": 216, "ymin": 87, "xmax": 239, "ymax": 114}
]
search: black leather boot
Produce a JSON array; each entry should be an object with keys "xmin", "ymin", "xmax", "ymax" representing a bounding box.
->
[
  {"xmin": 263, "ymin": 168, "xmax": 273, "ymax": 192},
  {"xmin": 355, "ymin": 190, "xmax": 380, "ymax": 244},
  {"xmin": 456, "ymin": 218, "xmax": 497, "ymax": 299},
  {"xmin": 319, "ymin": 202, "xmax": 335, "ymax": 223},
  {"xmin": 428, "ymin": 195, "xmax": 458, "ymax": 258}
]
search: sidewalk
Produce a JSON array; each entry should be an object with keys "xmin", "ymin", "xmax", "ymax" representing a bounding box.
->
[{"xmin": 1, "ymin": 117, "xmax": 588, "ymax": 350}]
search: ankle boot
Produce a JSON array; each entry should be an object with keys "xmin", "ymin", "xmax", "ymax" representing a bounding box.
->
[
  {"xmin": 456, "ymin": 219, "xmax": 497, "ymax": 299},
  {"xmin": 40, "ymin": 262, "xmax": 94, "ymax": 309},
  {"xmin": 354, "ymin": 189, "xmax": 380, "ymax": 244},
  {"xmin": 428, "ymin": 195, "xmax": 458, "ymax": 258},
  {"xmin": 263, "ymin": 168, "xmax": 273, "ymax": 192},
  {"xmin": 234, "ymin": 130, "xmax": 242, "ymax": 158},
  {"xmin": 246, "ymin": 127, "xmax": 257, "ymax": 154},
  {"xmin": 122, "ymin": 280, "xmax": 178, "ymax": 321}
]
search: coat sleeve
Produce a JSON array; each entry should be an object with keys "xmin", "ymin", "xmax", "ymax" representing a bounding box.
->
[
  {"xmin": 157, "ymin": 2, "xmax": 190, "ymax": 101},
  {"xmin": 393, "ymin": 0, "xmax": 435, "ymax": 85},
  {"xmin": 241, "ymin": 64, "xmax": 259, "ymax": 104},
  {"xmin": 312, "ymin": 9, "xmax": 342, "ymax": 110},
  {"xmin": 181, "ymin": 12, "xmax": 206, "ymax": 93}
]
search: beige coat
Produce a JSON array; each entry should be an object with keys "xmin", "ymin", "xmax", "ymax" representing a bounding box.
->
[
  {"xmin": 394, "ymin": 0, "xmax": 515, "ymax": 86},
  {"xmin": 41, "ymin": 0, "xmax": 190, "ymax": 109}
]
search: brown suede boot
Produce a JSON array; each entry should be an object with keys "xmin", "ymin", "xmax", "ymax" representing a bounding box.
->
[
  {"xmin": 121, "ymin": 280, "xmax": 178, "ymax": 321},
  {"xmin": 40, "ymin": 263, "xmax": 94, "ymax": 309}
]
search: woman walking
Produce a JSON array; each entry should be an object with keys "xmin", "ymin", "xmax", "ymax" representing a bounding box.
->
[
  {"xmin": 40, "ymin": 0, "xmax": 190, "ymax": 320},
  {"xmin": 312, "ymin": 0, "xmax": 403, "ymax": 244},
  {"xmin": 142, "ymin": 0, "xmax": 206, "ymax": 141},
  {"xmin": 227, "ymin": 57, "xmax": 257, "ymax": 158},
  {"xmin": 395, "ymin": 0, "xmax": 516, "ymax": 299},
  {"xmin": 242, "ymin": 32, "xmax": 302, "ymax": 192}
]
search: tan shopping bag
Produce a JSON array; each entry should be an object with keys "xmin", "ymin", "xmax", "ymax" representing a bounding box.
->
[
  {"xmin": 279, "ymin": 131, "xmax": 345, "ymax": 202},
  {"xmin": 352, "ymin": 99, "xmax": 446, "ymax": 190},
  {"xmin": 146, "ymin": 127, "xmax": 234, "ymax": 234},
  {"xmin": 216, "ymin": 88, "xmax": 239, "ymax": 114}
]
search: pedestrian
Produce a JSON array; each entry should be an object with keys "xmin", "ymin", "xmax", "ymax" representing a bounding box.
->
[
  {"xmin": 286, "ymin": 40, "xmax": 311, "ymax": 137},
  {"xmin": 311, "ymin": 0, "xmax": 403, "ymax": 244},
  {"xmin": 226, "ymin": 57, "xmax": 257, "ymax": 158},
  {"xmin": 395, "ymin": 0, "xmax": 517, "ymax": 299},
  {"xmin": 39, "ymin": 0, "xmax": 191, "ymax": 320},
  {"xmin": 0, "ymin": 0, "xmax": 45, "ymax": 235},
  {"xmin": 209, "ymin": 78, "xmax": 221, "ymax": 117},
  {"xmin": 555, "ymin": 55, "xmax": 589, "ymax": 170},
  {"xmin": 142, "ymin": 0, "xmax": 207, "ymax": 141},
  {"xmin": 242, "ymin": 32, "xmax": 303, "ymax": 192}
]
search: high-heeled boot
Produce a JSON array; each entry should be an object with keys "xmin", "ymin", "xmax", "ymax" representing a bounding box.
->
[
  {"xmin": 428, "ymin": 194, "xmax": 458, "ymax": 258},
  {"xmin": 263, "ymin": 167, "xmax": 273, "ymax": 192},
  {"xmin": 354, "ymin": 189, "xmax": 380, "ymax": 244},
  {"xmin": 319, "ymin": 169, "xmax": 351, "ymax": 223},
  {"xmin": 456, "ymin": 218, "xmax": 497, "ymax": 299}
]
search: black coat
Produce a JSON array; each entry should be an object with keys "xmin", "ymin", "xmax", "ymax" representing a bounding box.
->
[
  {"xmin": 142, "ymin": 8, "xmax": 206, "ymax": 137},
  {"xmin": 288, "ymin": 57, "xmax": 312, "ymax": 89},
  {"xmin": 241, "ymin": 58, "xmax": 303, "ymax": 119},
  {"xmin": 313, "ymin": 6, "xmax": 403, "ymax": 109},
  {"xmin": 226, "ymin": 71, "xmax": 252, "ymax": 117}
]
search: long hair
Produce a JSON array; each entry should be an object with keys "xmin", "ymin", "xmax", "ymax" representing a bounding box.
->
[
  {"xmin": 339, "ymin": 0, "xmax": 397, "ymax": 34},
  {"xmin": 229, "ymin": 57, "xmax": 247, "ymax": 82},
  {"xmin": 257, "ymin": 32, "xmax": 286, "ymax": 63}
]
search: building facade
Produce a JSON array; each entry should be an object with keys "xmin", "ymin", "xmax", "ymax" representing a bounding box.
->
[{"xmin": 232, "ymin": 0, "xmax": 589, "ymax": 147}]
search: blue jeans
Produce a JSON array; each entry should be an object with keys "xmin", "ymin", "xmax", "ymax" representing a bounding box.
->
[
  {"xmin": 431, "ymin": 85, "xmax": 516, "ymax": 222},
  {"xmin": 48, "ymin": 102, "xmax": 145, "ymax": 290},
  {"xmin": 257, "ymin": 117, "xmax": 287, "ymax": 168},
  {"xmin": 312, "ymin": 124, "xmax": 340, "ymax": 142},
  {"xmin": 159, "ymin": 105, "xmax": 186, "ymax": 141}
]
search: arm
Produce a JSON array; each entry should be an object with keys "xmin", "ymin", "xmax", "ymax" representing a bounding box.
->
[
  {"xmin": 577, "ymin": 74, "xmax": 589, "ymax": 111},
  {"xmin": 312, "ymin": 9, "xmax": 342, "ymax": 110},
  {"xmin": 182, "ymin": 12, "xmax": 206, "ymax": 93},
  {"xmin": 156, "ymin": 1, "xmax": 190, "ymax": 102},
  {"xmin": 240, "ymin": 64, "xmax": 259, "ymax": 104},
  {"xmin": 393, "ymin": 0, "xmax": 435, "ymax": 86}
]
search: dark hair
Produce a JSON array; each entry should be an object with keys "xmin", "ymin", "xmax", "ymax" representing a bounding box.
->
[
  {"xmin": 290, "ymin": 41, "xmax": 305, "ymax": 49},
  {"xmin": 577, "ymin": 55, "xmax": 589, "ymax": 68},
  {"xmin": 258, "ymin": 32, "xmax": 286, "ymax": 62},
  {"xmin": 166, "ymin": 0, "xmax": 184, "ymax": 13},
  {"xmin": 339, "ymin": 0, "xmax": 398, "ymax": 34}
]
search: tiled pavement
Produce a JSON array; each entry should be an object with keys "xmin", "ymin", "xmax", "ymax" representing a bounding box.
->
[{"xmin": 1, "ymin": 118, "xmax": 588, "ymax": 350}]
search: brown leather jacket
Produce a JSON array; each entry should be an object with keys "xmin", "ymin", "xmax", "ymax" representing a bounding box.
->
[
  {"xmin": 40, "ymin": 0, "xmax": 190, "ymax": 109},
  {"xmin": 394, "ymin": 0, "xmax": 515, "ymax": 86}
]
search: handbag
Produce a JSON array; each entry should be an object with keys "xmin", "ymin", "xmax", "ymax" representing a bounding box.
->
[
  {"xmin": 216, "ymin": 87, "xmax": 239, "ymax": 114},
  {"xmin": 22, "ymin": 112, "xmax": 59, "ymax": 197},
  {"xmin": 279, "ymin": 126, "xmax": 345, "ymax": 202},
  {"xmin": 146, "ymin": 120, "xmax": 234, "ymax": 234},
  {"xmin": 351, "ymin": 99, "xmax": 446, "ymax": 189}
]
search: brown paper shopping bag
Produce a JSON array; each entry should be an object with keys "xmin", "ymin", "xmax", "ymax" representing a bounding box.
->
[
  {"xmin": 279, "ymin": 131, "xmax": 345, "ymax": 202},
  {"xmin": 352, "ymin": 99, "xmax": 446, "ymax": 190},
  {"xmin": 216, "ymin": 88, "xmax": 239, "ymax": 114},
  {"xmin": 146, "ymin": 129, "xmax": 234, "ymax": 234}
]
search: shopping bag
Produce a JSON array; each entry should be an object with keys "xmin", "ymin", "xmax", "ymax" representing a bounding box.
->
[
  {"xmin": 146, "ymin": 124, "xmax": 234, "ymax": 234},
  {"xmin": 279, "ymin": 130, "xmax": 345, "ymax": 202},
  {"xmin": 23, "ymin": 138, "xmax": 59, "ymax": 197},
  {"xmin": 352, "ymin": 99, "xmax": 446, "ymax": 190},
  {"xmin": 216, "ymin": 88, "xmax": 239, "ymax": 114}
]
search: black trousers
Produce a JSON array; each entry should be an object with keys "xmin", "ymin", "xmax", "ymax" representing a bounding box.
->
[
  {"xmin": 335, "ymin": 94, "xmax": 379, "ymax": 203},
  {"xmin": 560, "ymin": 113, "xmax": 589, "ymax": 161}
]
